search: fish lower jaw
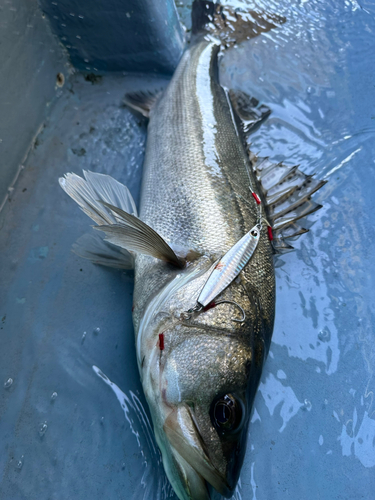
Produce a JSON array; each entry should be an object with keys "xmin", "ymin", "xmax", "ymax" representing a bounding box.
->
[{"xmin": 167, "ymin": 446, "xmax": 211, "ymax": 500}]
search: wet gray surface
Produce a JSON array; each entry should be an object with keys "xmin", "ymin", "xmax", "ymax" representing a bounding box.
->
[
  {"xmin": 1, "ymin": 0, "xmax": 375, "ymax": 499},
  {"xmin": 39, "ymin": 0, "xmax": 185, "ymax": 74},
  {"xmin": 0, "ymin": 0, "xmax": 67, "ymax": 209}
]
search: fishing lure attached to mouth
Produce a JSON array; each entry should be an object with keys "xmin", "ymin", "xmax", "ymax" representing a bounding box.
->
[{"xmin": 183, "ymin": 223, "xmax": 261, "ymax": 323}]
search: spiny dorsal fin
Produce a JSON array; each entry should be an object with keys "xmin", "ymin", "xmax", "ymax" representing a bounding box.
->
[
  {"xmin": 123, "ymin": 89, "xmax": 164, "ymax": 118},
  {"xmin": 248, "ymin": 155, "xmax": 327, "ymax": 254}
]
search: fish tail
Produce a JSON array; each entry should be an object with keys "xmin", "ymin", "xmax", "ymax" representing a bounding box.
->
[{"xmin": 191, "ymin": 0, "xmax": 286, "ymax": 47}]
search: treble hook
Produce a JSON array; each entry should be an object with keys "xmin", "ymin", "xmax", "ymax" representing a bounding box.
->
[
  {"xmin": 214, "ymin": 300, "xmax": 246, "ymax": 323},
  {"xmin": 181, "ymin": 300, "xmax": 245, "ymax": 323},
  {"xmin": 180, "ymin": 303, "xmax": 203, "ymax": 320}
]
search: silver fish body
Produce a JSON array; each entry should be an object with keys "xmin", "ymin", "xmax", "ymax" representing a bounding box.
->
[
  {"xmin": 59, "ymin": 8, "xmax": 324, "ymax": 498},
  {"xmin": 133, "ymin": 39, "xmax": 275, "ymax": 499}
]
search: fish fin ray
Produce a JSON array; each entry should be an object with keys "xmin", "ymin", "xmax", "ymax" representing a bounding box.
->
[
  {"xmin": 60, "ymin": 171, "xmax": 182, "ymax": 267},
  {"xmin": 123, "ymin": 89, "xmax": 164, "ymax": 118},
  {"xmin": 72, "ymin": 232, "xmax": 134, "ymax": 269},
  {"xmin": 228, "ymin": 89, "xmax": 271, "ymax": 138},
  {"xmin": 245, "ymin": 155, "xmax": 326, "ymax": 253},
  {"xmin": 272, "ymin": 238, "xmax": 294, "ymax": 254},
  {"xmin": 59, "ymin": 170, "xmax": 137, "ymax": 226},
  {"xmin": 192, "ymin": 0, "xmax": 286, "ymax": 46},
  {"xmin": 97, "ymin": 203, "xmax": 184, "ymax": 268},
  {"xmin": 83, "ymin": 170, "xmax": 138, "ymax": 216}
]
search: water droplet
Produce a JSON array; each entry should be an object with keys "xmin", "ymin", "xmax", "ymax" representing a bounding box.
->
[
  {"xmin": 100, "ymin": 416, "xmax": 105, "ymax": 425},
  {"xmin": 81, "ymin": 331, "xmax": 87, "ymax": 344},
  {"xmin": 50, "ymin": 392, "xmax": 58, "ymax": 401},
  {"xmin": 318, "ymin": 327, "xmax": 331, "ymax": 342},
  {"xmin": 121, "ymin": 462, "xmax": 126, "ymax": 470},
  {"xmin": 93, "ymin": 327, "xmax": 100, "ymax": 335},
  {"xmin": 303, "ymin": 399, "xmax": 312, "ymax": 411},
  {"xmin": 39, "ymin": 421, "xmax": 48, "ymax": 437},
  {"xmin": 126, "ymin": 12, "xmax": 131, "ymax": 18},
  {"xmin": 4, "ymin": 378, "xmax": 13, "ymax": 389},
  {"xmin": 16, "ymin": 455, "xmax": 24, "ymax": 470}
]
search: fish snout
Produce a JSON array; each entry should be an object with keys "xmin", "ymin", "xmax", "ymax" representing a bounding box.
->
[{"xmin": 163, "ymin": 405, "xmax": 238, "ymax": 499}]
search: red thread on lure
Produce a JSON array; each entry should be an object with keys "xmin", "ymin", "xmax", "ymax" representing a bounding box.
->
[
  {"xmin": 251, "ymin": 192, "xmax": 261, "ymax": 205},
  {"xmin": 203, "ymin": 302, "xmax": 216, "ymax": 312},
  {"xmin": 159, "ymin": 333, "xmax": 164, "ymax": 351},
  {"xmin": 268, "ymin": 226, "xmax": 273, "ymax": 241}
]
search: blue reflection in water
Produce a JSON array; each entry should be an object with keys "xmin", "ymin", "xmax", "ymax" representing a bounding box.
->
[
  {"xmin": 216, "ymin": 0, "xmax": 375, "ymax": 498},
  {"xmin": 93, "ymin": 366, "xmax": 175, "ymax": 500}
]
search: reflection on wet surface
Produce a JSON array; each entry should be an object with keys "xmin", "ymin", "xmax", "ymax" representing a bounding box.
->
[{"xmin": 1, "ymin": 0, "xmax": 374, "ymax": 498}]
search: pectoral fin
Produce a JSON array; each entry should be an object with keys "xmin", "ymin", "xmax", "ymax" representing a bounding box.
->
[
  {"xmin": 73, "ymin": 232, "xmax": 134, "ymax": 269},
  {"xmin": 60, "ymin": 171, "xmax": 184, "ymax": 268},
  {"xmin": 96, "ymin": 203, "xmax": 184, "ymax": 268}
]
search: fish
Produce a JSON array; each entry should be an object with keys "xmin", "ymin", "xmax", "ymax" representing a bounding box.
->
[{"xmin": 59, "ymin": 2, "xmax": 326, "ymax": 499}]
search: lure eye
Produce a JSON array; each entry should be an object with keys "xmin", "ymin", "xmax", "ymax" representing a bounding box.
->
[
  {"xmin": 250, "ymin": 230, "xmax": 258, "ymax": 237},
  {"xmin": 211, "ymin": 394, "xmax": 243, "ymax": 433}
]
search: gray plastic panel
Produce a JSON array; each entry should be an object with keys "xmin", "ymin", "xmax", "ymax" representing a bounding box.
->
[
  {"xmin": 0, "ymin": 0, "xmax": 68, "ymax": 212},
  {"xmin": 38, "ymin": 0, "xmax": 185, "ymax": 74}
]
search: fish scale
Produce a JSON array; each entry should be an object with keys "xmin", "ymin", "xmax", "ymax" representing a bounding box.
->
[
  {"xmin": 59, "ymin": 3, "xmax": 325, "ymax": 496},
  {"xmin": 133, "ymin": 40, "xmax": 274, "ymax": 338}
]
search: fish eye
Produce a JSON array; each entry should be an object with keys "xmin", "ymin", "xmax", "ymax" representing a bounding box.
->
[{"xmin": 211, "ymin": 394, "xmax": 243, "ymax": 434}]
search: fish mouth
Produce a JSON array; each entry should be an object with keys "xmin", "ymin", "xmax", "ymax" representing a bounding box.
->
[{"xmin": 164, "ymin": 405, "xmax": 231, "ymax": 498}]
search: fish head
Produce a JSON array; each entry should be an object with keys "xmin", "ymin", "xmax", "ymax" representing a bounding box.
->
[
  {"xmin": 154, "ymin": 326, "xmax": 263, "ymax": 500},
  {"xmin": 138, "ymin": 259, "xmax": 268, "ymax": 500}
]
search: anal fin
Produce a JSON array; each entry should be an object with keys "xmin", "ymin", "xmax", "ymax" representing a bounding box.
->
[
  {"xmin": 123, "ymin": 89, "xmax": 164, "ymax": 118},
  {"xmin": 229, "ymin": 89, "xmax": 271, "ymax": 136}
]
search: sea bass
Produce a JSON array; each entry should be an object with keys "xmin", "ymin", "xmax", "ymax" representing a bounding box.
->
[{"xmin": 59, "ymin": 2, "xmax": 326, "ymax": 499}]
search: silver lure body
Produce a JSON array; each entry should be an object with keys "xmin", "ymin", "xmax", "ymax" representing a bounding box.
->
[{"xmin": 132, "ymin": 39, "xmax": 275, "ymax": 499}]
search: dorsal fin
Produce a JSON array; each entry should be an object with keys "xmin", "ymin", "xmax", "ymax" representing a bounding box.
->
[
  {"xmin": 226, "ymin": 87, "xmax": 326, "ymax": 255},
  {"xmin": 249, "ymin": 156, "xmax": 327, "ymax": 253}
]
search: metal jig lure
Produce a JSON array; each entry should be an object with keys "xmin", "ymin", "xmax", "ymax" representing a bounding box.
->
[{"xmin": 182, "ymin": 172, "xmax": 267, "ymax": 323}]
